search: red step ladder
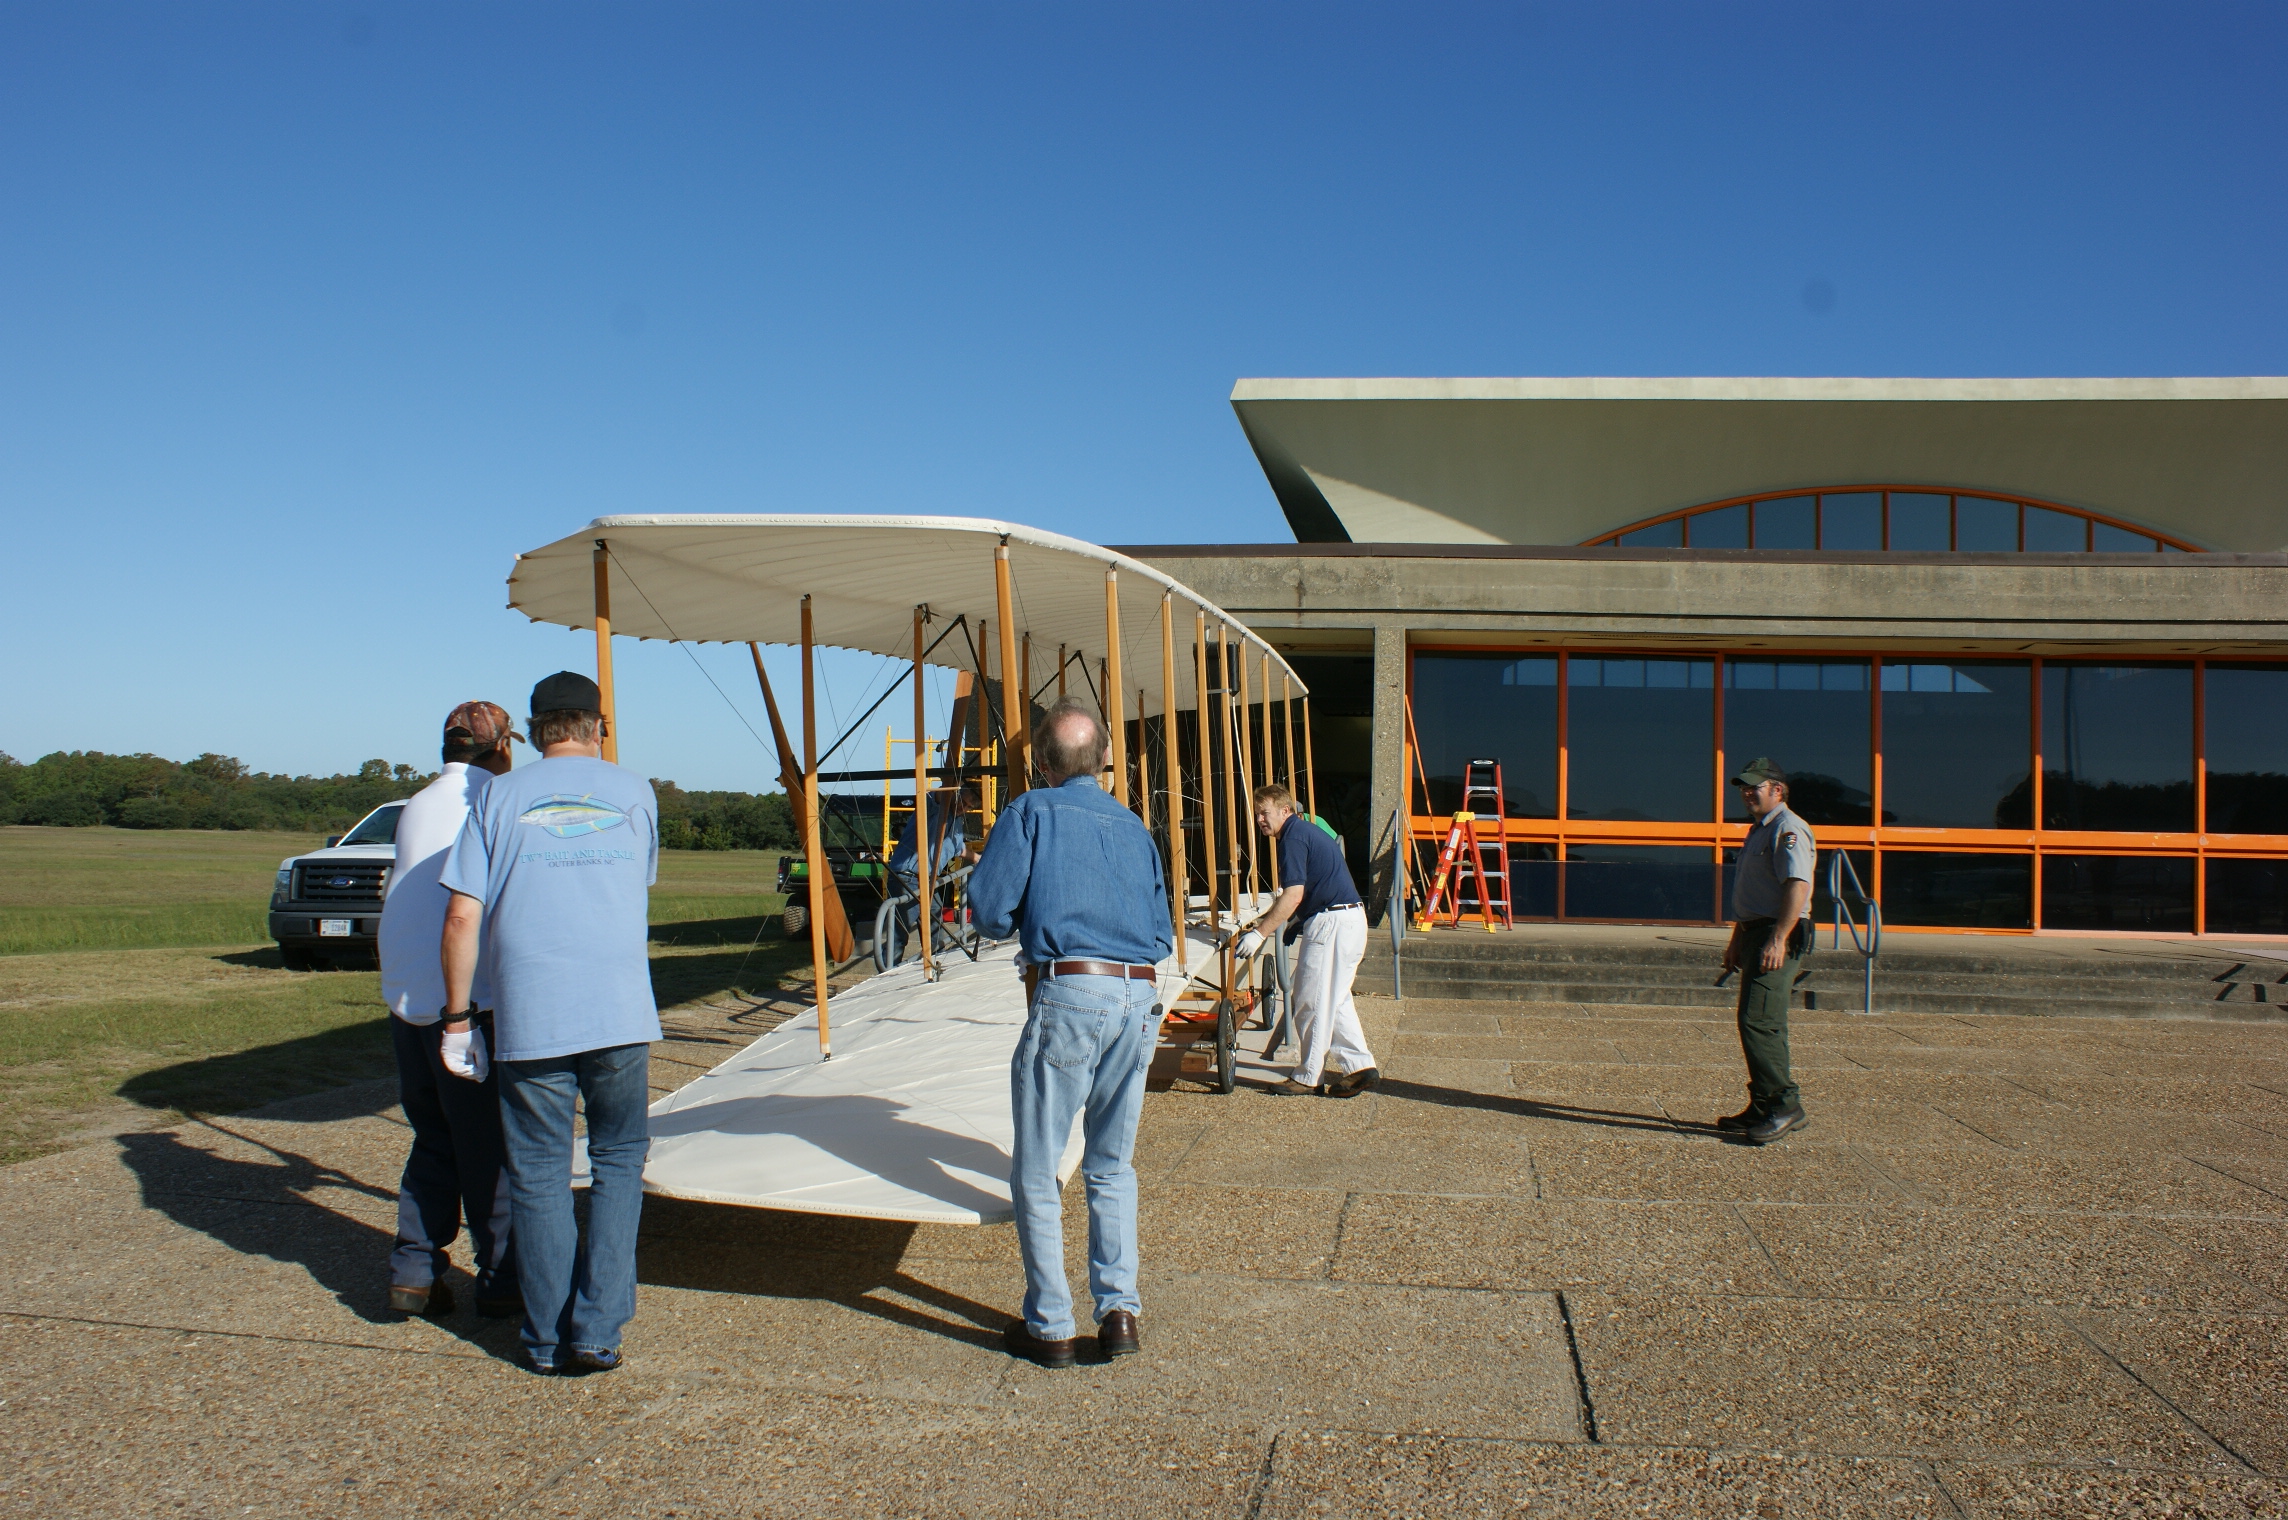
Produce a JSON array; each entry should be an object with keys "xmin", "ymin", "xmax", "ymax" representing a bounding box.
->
[
  {"xmin": 1455, "ymin": 760, "xmax": 1513, "ymax": 929},
  {"xmin": 1413, "ymin": 760, "xmax": 1513, "ymax": 931}
]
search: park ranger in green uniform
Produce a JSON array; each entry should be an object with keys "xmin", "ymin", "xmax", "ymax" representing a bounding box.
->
[{"xmin": 1721, "ymin": 758, "xmax": 1815, "ymax": 1145}]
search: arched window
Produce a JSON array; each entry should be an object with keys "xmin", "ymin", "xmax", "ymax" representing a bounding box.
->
[{"xmin": 1582, "ymin": 488, "xmax": 2200, "ymax": 553}]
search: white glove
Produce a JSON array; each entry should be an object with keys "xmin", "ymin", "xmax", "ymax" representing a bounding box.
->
[
  {"xmin": 441, "ymin": 1024, "xmax": 489, "ymax": 1082},
  {"xmin": 1231, "ymin": 929, "xmax": 1264, "ymax": 960}
]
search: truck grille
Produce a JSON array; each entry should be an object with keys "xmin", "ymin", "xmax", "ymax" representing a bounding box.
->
[{"xmin": 296, "ymin": 862, "xmax": 390, "ymax": 902}]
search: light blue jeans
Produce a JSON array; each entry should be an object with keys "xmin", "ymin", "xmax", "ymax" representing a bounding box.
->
[
  {"xmin": 1009, "ymin": 972, "xmax": 1161, "ymax": 1340},
  {"xmin": 497, "ymin": 1042, "xmax": 651, "ymax": 1369}
]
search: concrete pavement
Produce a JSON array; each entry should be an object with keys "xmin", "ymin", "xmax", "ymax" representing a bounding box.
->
[{"xmin": 2, "ymin": 990, "xmax": 2283, "ymax": 1518}]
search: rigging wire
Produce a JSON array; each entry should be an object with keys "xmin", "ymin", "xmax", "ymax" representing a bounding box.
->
[
  {"xmin": 603, "ymin": 548, "xmax": 773, "ymax": 758},
  {"xmin": 815, "ymin": 615, "xmax": 970, "ymax": 769}
]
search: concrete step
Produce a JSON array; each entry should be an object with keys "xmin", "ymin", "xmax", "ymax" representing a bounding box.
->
[
  {"xmin": 1366, "ymin": 956, "xmax": 2207, "ymax": 1003},
  {"xmin": 1369, "ymin": 936, "xmax": 2260, "ymax": 984},
  {"xmin": 1366, "ymin": 974, "xmax": 2282, "ymax": 1021},
  {"xmin": 1356, "ymin": 926, "xmax": 2288, "ymax": 1020}
]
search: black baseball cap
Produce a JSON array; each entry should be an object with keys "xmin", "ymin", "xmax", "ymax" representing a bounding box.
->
[
  {"xmin": 530, "ymin": 671, "xmax": 603, "ymax": 716},
  {"xmin": 1732, "ymin": 757, "xmax": 1787, "ymax": 786}
]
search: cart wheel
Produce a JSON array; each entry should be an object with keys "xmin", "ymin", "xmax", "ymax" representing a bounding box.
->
[
  {"xmin": 1214, "ymin": 999, "xmax": 1237, "ymax": 1094},
  {"xmin": 782, "ymin": 902, "xmax": 809, "ymax": 940}
]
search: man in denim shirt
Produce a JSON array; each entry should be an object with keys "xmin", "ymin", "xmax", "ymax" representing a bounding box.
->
[{"xmin": 967, "ymin": 698, "xmax": 1172, "ymax": 1368}]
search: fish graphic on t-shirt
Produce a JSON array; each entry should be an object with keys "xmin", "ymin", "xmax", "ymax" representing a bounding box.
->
[{"xmin": 517, "ymin": 794, "xmax": 630, "ymax": 838}]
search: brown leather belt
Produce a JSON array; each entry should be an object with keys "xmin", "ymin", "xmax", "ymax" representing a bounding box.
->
[{"xmin": 1022, "ymin": 960, "xmax": 1159, "ymax": 993}]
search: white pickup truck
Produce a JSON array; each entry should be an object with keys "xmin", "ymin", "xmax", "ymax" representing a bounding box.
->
[{"xmin": 267, "ymin": 801, "xmax": 404, "ymax": 970}]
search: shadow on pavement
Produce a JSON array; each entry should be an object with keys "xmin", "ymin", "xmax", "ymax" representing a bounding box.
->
[
  {"xmin": 116, "ymin": 1121, "xmax": 526, "ymax": 1365},
  {"xmin": 1376, "ymin": 1076, "xmax": 1719, "ymax": 1136},
  {"xmin": 638, "ymin": 1196, "xmax": 1009, "ymax": 1350},
  {"xmin": 118, "ymin": 1017, "xmax": 400, "ymax": 1120}
]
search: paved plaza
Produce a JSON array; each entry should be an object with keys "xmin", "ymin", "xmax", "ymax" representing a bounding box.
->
[{"xmin": 3, "ymin": 985, "xmax": 2284, "ymax": 1518}]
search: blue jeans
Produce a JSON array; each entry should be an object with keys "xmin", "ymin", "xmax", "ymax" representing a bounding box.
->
[
  {"xmin": 497, "ymin": 1043, "xmax": 651, "ymax": 1368},
  {"xmin": 389, "ymin": 1016, "xmax": 513, "ymax": 1297},
  {"xmin": 1009, "ymin": 972, "xmax": 1161, "ymax": 1339}
]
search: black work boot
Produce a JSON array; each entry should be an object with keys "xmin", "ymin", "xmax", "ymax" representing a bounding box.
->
[{"xmin": 1745, "ymin": 1105, "xmax": 1809, "ymax": 1146}]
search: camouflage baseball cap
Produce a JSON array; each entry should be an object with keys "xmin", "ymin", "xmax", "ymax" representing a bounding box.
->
[
  {"xmin": 444, "ymin": 700, "xmax": 523, "ymax": 748},
  {"xmin": 1732, "ymin": 756, "xmax": 1787, "ymax": 786}
]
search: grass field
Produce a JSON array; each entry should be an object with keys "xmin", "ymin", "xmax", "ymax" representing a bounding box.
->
[{"xmin": 0, "ymin": 827, "xmax": 809, "ymax": 1164}]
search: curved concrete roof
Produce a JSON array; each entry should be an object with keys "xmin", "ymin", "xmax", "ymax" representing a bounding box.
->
[{"xmin": 1231, "ymin": 378, "xmax": 2288, "ymax": 552}]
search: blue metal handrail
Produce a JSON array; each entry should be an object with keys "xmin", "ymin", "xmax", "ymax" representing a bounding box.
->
[
  {"xmin": 1390, "ymin": 806, "xmax": 1407, "ymax": 999},
  {"xmin": 1826, "ymin": 850, "xmax": 1881, "ymax": 1015}
]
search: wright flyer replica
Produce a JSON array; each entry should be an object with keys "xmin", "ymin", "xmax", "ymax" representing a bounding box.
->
[{"xmin": 506, "ymin": 516, "xmax": 1317, "ymax": 1224}]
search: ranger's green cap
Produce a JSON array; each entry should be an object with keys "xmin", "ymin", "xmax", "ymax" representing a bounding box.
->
[{"xmin": 1732, "ymin": 756, "xmax": 1787, "ymax": 786}]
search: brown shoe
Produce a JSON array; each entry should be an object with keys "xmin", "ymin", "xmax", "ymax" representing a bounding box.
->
[
  {"xmin": 387, "ymin": 1279, "xmax": 454, "ymax": 1318},
  {"xmin": 1003, "ymin": 1320, "xmax": 1078, "ymax": 1368},
  {"xmin": 1098, "ymin": 1310, "xmax": 1141, "ymax": 1358},
  {"xmin": 1265, "ymin": 1077, "xmax": 1321, "ymax": 1095}
]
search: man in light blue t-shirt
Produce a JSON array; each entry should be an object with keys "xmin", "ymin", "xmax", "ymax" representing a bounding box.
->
[{"xmin": 439, "ymin": 671, "xmax": 661, "ymax": 1376}]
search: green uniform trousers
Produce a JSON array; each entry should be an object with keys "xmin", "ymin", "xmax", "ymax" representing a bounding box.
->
[{"xmin": 1734, "ymin": 917, "xmax": 1810, "ymax": 1113}]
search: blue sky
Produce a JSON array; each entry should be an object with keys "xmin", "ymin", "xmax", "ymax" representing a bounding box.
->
[{"xmin": 4, "ymin": 2, "xmax": 2282, "ymax": 793}]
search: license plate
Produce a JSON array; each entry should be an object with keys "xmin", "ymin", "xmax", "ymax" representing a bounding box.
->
[{"xmin": 317, "ymin": 919, "xmax": 354, "ymax": 937}]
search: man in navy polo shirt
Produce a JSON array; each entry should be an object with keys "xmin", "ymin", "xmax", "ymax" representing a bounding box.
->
[{"xmin": 1237, "ymin": 784, "xmax": 1379, "ymax": 1097}]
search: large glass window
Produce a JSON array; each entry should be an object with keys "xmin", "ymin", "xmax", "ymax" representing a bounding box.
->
[
  {"xmin": 1724, "ymin": 658, "xmax": 1872, "ymax": 825},
  {"xmin": 1566, "ymin": 657, "xmax": 1714, "ymax": 822},
  {"xmin": 1407, "ymin": 647, "xmax": 2284, "ymax": 934},
  {"xmin": 1956, "ymin": 498, "xmax": 2018, "ymax": 552},
  {"xmin": 2205, "ymin": 664, "xmax": 2288, "ymax": 835},
  {"xmin": 2093, "ymin": 522, "xmax": 2160, "ymax": 552},
  {"xmin": 1409, "ymin": 653, "xmax": 1558, "ymax": 818},
  {"xmin": 2041, "ymin": 855, "xmax": 2194, "ymax": 932},
  {"xmin": 1888, "ymin": 494, "xmax": 1951, "ymax": 551},
  {"xmin": 1754, "ymin": 497, "xmax": 1815, "ymax": 550},
  {"xmin": 1820, "ymin": 493, "xmax": 1882, "ymax": 550},
  {"xmin": 1564, "ymin": 845, "xmax": 1717, "ymax": 921},
  {"xmin": 2206, "ymin": 859, "xmax": 2288, "ymax": 935},
  {"xmin": 2024, "ymin": 507, "xmax": 2087, "ymax": 552},
  {"xmin": 2042, "ymin": 664, "xmax": 2194, "ymax": 831},
  {"xmin": 1505, "ymin": 843, "xmax": 1561, "ymax": 919},
  {"xmin": 1690, "ymin": 503, "xmax": 1747, "ymax": 548},
  {"xmin": 1618, "ymin": 518, "xmax": 1683, "ymax": 548},
  {"xmin": 1883, "ymin": 852, "xmax": 2032, "ymax": 929},
  {"xmin": 1879, "ymin": 661, "xmax": 2032, "ymax": 828}
]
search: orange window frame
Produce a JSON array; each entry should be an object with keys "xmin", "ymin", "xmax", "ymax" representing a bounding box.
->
[{"xmin": 1403, "ymin": 644, "xmax": 2288, "ymax": 937}]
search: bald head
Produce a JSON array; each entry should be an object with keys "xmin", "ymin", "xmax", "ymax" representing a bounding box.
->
[{"xmin": 1033, "ymin": 698, "xmax": 1107, "ymax": 784}]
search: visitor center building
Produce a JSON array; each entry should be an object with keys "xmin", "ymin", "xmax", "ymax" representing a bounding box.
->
[{"xmin": 1126, "ymin": 377, "xmax": 2288, "ymax": 937}]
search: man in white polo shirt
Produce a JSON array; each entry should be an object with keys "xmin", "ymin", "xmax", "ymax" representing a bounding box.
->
[{"xmin": 376, "ymin": 700, "xmax": 523, "ymax": 1319}]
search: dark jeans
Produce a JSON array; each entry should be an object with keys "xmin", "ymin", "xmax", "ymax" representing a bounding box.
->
[
  {"xmin": 1734, "ymin": 918, "xmax": 1809, "ymax": 1113},
  {"xmin": 497, "ymin": 1043, "xmax": 651, "ymax": 1368},
  {"xmin": 389, "ymin": 1015, "xmax": 513, "ymax": 1296}
]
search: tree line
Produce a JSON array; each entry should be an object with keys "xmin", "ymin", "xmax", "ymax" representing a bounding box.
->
[{"xmin": 0, "ymin": 751, "xmax": 797, "ymax": 851}]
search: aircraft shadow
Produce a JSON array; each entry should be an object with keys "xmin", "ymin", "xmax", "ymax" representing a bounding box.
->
[{"xmin": 636, "ymin": 1197, "xmax": 1011, "ymax": 1350}]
